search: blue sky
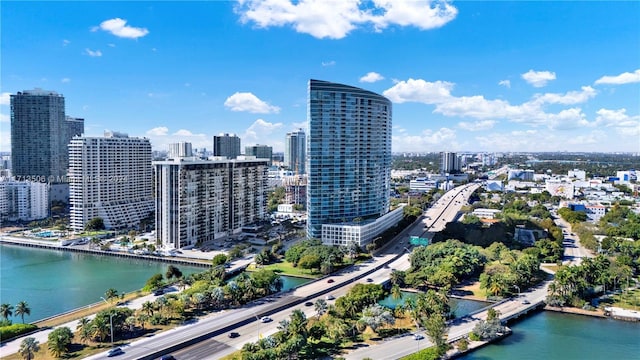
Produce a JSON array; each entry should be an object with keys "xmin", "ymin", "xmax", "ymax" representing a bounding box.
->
[{"xmin": 1, "ymin": 1, "xmax": 639, "ymax": 154}]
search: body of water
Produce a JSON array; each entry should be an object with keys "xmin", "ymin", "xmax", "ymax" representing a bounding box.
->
[
  {"xmin": 0, "ymin": 244, "xmax": 202, "ymax": 322},
  {"xmin": 0, "ymin": 244, "xmax": 311, "ymax": 323},
  {"xmin": 460, "ymin": 311, "xmax": 639, "ymax": 359},
  {"xmin": 379, "ymin": 291, "xmax": 490, "ymax": 318}
]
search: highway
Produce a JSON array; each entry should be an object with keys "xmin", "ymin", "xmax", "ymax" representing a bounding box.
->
[{"xmin": 83, "ymin": 183, "xmax": 478, "ymax": 360}]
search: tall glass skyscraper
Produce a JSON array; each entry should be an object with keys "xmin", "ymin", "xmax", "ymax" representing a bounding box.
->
[
  {"xmin": 285, "ymin": 129, "xmax": 306, "ymax": 174},
  {"xmin": 306, "ymin": 79, "xmax": 392, "ymax": 241}
]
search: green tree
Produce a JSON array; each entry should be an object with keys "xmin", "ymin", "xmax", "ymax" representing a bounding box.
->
[
  {"xmin": 424, "ymin": 312, "xmax": 447, "ymax": 353},
  {"xmin": 14, "ymin": 301, "xmax": 31, "ymax": 324},
  {"xmin": 144, "ymin": 273, "xmax": 164, "ymax": 291},
  {"xmin": 18, "ymin": 337, "xmax": 39, "ymax": 360},
  {"xmin": 298, "ymin": 254, "xmax": 321, "ymax": 271},
  {"xmin": 212, "ymin": 253, "xmax": 228, "ymax": 266},
  {"xmin": 85, "ymin": 217, "xmax": 105, "ymax": 231},
  {"xmin": 1, "ymin": 303, "xmax": 14, "ymax": 322},
  {"xmin": 105, "ymin": 288, "xmax": 119, "ymax": 303},
  {"xmin": 165, "ymin": 265, "xmax": 183, "ymax": 282},
  {"xmin": 76, "ymin": 317, "xmax": 92, "ymax": 344},
  {"xmin": 47, "ymin": 326, "xmax": 73, "ymax": 358}
]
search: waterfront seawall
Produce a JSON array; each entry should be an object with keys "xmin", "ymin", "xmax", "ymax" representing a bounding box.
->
[{"xmin": 0, "ymin": 236, "xmax": 212, "ymax": 268}]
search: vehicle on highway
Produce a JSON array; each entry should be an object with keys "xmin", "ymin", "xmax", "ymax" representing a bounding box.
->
[
  {"xmin": 522, "ymin": 299, "xmax": 531, "ymax": 305},
  {"xmin": 107, "ymin": 347, "xmax": 124, "ymax": 357},
  {"xmin": 327, "ymin": 279, "xmax": 335, "ymax": 283},
  {"xmin": 304, "ymin": 301, "xmax": 314, "ymax": 306},
  {"xmin": 366, "ymin": 278, "xmax": 373, "ymax": 282},
  {"xmin": 326, "ymin": 294, "xmax": 335, "ymax": 300},
  {"xmin": 160, "ymin": 355, "xmax": 176, "ymax": 360},
  {"xmin": 413, "ymin": 334, "xmax": 424, "ymax": 340},
  {"xmin": 228, "ymin": 332, "xmax": 240, "ymax": 338},
  {"xmin": 260, "ymin": 316, "xmax": 272, "ymax": 323}
]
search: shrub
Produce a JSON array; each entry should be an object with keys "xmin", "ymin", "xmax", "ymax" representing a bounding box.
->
[
  {"xmin": 400, "ymin": 346, "xmax": 441, "ymax": 360},
  {"xmin": 457, "ymin": 337, "xmax": 469, "ymax": 351},
  {"xmin": 0, "ymin": 323, "xmax": 38, "ymax": 341}
]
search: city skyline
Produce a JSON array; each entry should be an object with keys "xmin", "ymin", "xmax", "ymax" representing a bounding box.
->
[{"xmin": 1, "ymin": 1, "xmax": 639, "ymax": 153}]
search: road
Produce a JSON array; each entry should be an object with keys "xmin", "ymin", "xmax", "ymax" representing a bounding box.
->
[
  {"xmin": 551, "ymin": 210, "xmax": 594, "ymax": 265},
  {"xmin": 346, "ymin": 279, "xmax": 550, "ymax": 360}
]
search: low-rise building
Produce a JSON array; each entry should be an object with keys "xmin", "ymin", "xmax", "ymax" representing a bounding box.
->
[{"xmin": 321, "ymin": 204, "xmax": 405, "ymax": 247}]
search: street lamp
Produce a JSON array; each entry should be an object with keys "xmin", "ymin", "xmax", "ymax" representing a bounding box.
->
[
  {"xmin": 100, "ymin": 297, "xmax": 115, "ymax": 344},
  {"xmin": 513, "ymin": 285, "xmax": 520, "ymax": 298}
]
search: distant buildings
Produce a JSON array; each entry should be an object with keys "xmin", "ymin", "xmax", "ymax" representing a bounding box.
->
[
  {"xmin": 154, "ymin": 146, "xmax": 268, "ymax": 249},
  {"xmin": 307, "ymin": 79, "xmax": 397, "ymax": 246},
  {"xmin": 285, "ymin": 129, "xmax": 306, "ymax": 174},
  {"xmin": 441, "ymin": 152, "xmax": 461, "ymax": 174},
  {"xmin": 213, "ymin": 133, "xmax": 241, "ymax": 159},
  {"xmin": 10, "ymin": 89, "xmax": 84, "ymax": 182},
  {"xmin": 0, "ymin": 180, "xmax": 49, "ymax": 222},
  {"xmin": 245, "ymin": 144, "xmax": 273, "ymax": 166},
  {"xmin": 508, "ymin": 169, "xmax": 535, "ymax": 181},
  {"xmin": 68, "ymin": 131, "xmax": 154, "ymax": 231}
]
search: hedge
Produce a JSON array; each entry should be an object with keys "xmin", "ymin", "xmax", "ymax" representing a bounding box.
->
[{"xmin": 0, "ymin": 323, "xmax": 38, "ymax": 342}]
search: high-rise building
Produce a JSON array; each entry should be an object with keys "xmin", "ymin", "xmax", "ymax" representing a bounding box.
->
[
  {"xmin": 68, "ymin": 131, "xmax": 153, "ymax": 231},
  {"xmin": 168, "ymin": 142, "xmax": 193, "ymax": 158},
  {"xmin": 154, "ymin": 150, "xmax": 268, "ymax": 249},
  {"xmin": 245, "ymin": 144, "xmax": 273, "ymax": 166},
  {"xmin": 307, "ymin": 79, "xmax": 400, "ymax": 246},
  {"xmin": 10, "ymin": 89, "xmax": 75, "ymax": 181},
  {"xmin": 65, "ymin": 116, "xmax": 85, "ymax": 142},
  {"xmin": 441, "ymin": 151, "xmax": 460, "ymax": 174},
  {"xmin": 0, "ymin": 180, "xmax": 49, "ymax": 222},
  {"xmin": 213, "ymin": 133, "xmax": 241, "ymax": 159},
  {"xmin": 285, "ymin": 129, "xmax": 306, "ymax": 174}
]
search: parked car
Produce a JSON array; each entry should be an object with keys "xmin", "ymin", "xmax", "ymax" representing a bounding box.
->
[
  {"xmin": 228, "ymin": 332, "xmax": 240, "ymax": 338},
  {"xmin": 107, "ymin": 347, "xmax": 124, "ymax": 357}
]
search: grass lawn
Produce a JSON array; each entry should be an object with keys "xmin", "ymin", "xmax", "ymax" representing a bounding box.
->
[
  {"xmin": 248, "ymin": 261, "xmax": 321, "ymax": 279},
  {"xmin": 601, "ymin": 288, "xmax": 640, "ymax": 310}
]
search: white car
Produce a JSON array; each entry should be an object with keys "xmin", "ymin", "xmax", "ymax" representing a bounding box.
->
[
  {"xmin": 260, "ymin": 316, "xmax": 272, "ymax": 323},
  {"xmin": 413, "ymin": 334, "xmax": 424, "ymax": 340},
  {"xmin": 325, "ymin": 294, "xmax": 335, "ymax": 300}
]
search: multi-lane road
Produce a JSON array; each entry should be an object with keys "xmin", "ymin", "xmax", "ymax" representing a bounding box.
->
[{"xmin": 80, "ymin": 183, "xmax": 479, "ymax": 360}]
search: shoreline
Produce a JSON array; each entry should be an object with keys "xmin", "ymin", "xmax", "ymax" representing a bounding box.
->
[{"xmin": 0, "ymin": 235, "xmax": 213, "ymax": 268}]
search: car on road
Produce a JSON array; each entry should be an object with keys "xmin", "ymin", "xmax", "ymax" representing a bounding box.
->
[
  {"xmin": 107, "ymin": 347, "xmax": 124, "ymax": 357},
  {"xmin": 228, "ymin": 332, "xmax": 240, "ymax": 338},
  {"xmin": 327, "ymin": 279, "xmax": 335, "ymax": 283},
  {"xmin": 260, "ymin": 316, "xmax": 272, "ymax": 323},
  {"xmin": 326, "ymin": 294, "xmax": 335, "ymax": 300},
  {"xmin": 160, "ymin": 355, "xmax": 176, "ymax": 360},
  {"xmin": 366, "ymin": 278, "xmax": 373, "ymax": 282},
  {"xmin": 522, "ymin": 299, "xmax": 531, "ymax": 305},
  {"xmin": 413, "ymin": 334, "xmax": 424, "ymax": 340},
  {"xmin": 305, "ymin": 301, "xmax": 314, "ymax": 306}
]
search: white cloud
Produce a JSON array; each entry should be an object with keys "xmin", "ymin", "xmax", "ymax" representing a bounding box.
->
[
  {"xmin": 94, "ymin": 18, "xmax": 149, "ymax": 39},
  {"xmin": 531, "ymin": 86, "xmax": 597, "ymax": 105},
  {"xmin": 0, "ymin": 92, "xmax": 10, "ymax": 105},
  {"xmin": 392, "ymin": 127, "xmax": 457, "ymax": 152},
  {"xmin": 224, "ymin": 92, "xmax": 280, "ymax": 114},
  {"xmin": 595, "ymin": 108, "xmax": 640, "ymax": 136},
  {"xmin": 458, "ymin": 120, "xmax": 496, "ymax": 131},
  {"xmin": 146, "ymin": 126, "xmax": 169, "ymax": 136},
  {"xmin": 321, "ymin": 60, "xmax": 336, "ymax": 67},
  {"xmin": 85, "ymin": 48, "xmax": 102, "ymax": 57},
  {"xmin": 359, "ymin": 72, "xmax": 384, "ymax": 83},
  {"xmin": 61, "ymin": 78, "xmax": 71, "ymax": 83},
  {"xmin": 62, "ymin": 39, "xmax": 70, "ymax": 46},
  {"xmin": 108, "ymin": 43, "xmax": 116, "ymax": 48},
  {"xmin": 235, "ymin": 0, "xmax": 457, "ymax": 39},
  {"xmin": 594, "ymin": 69, "xmax": 640, "ymax": 85},
  {"xmin": 244, "ymin": 119, "xmax": 283, "ymax": 142},
  {"xmin": 498, "ymin": 80, "xmax": 510, "ymax": 88},
  {"xmin": 382, "ymin": 78, "xmax": 454, "ymax": 104},
  {"xmin": 521, "ymin": 70, "xmax": 556, "ymax": 87},
  {"xmin": 173, "ymin": 129, "xmax": 198, "ymax": 136}
]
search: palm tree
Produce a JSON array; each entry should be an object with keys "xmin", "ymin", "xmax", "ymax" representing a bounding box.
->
[
  {"xmin": 391, "ymin": 284, "xmax": 403, "ymax": 301},
  {"xmin": 15, "ymin": 301, "xmax": 31, "ymax": 324},
  {"xmin": 1, "ymin": 303, "xmax": 14, "ymax": 321},
  {"xmin": 105, "ymin": 288, "xmax": 119, "ymax": 303},
  {"xmin": 76, "ymin": 317, "xmax": 91, "ymax": 344},
  {"xmin": 91, "ymin": 317, "xmax": 110, "ymax": 342},
  {"xmin": 141, "ymin": 301, "xmax": 155, "ymax": 316},
  {"xmin": 314, "ymin": 299, "xmax": 328, "ymax": 318},
  {"xmin": 18, "ymin": 337, "xmax": 39, "ymax": 360}
]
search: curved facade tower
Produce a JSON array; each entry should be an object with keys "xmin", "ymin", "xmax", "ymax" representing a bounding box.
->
[{"xmin": 306, "ymin": 79, "xmax": 392, "ymax": 241}]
